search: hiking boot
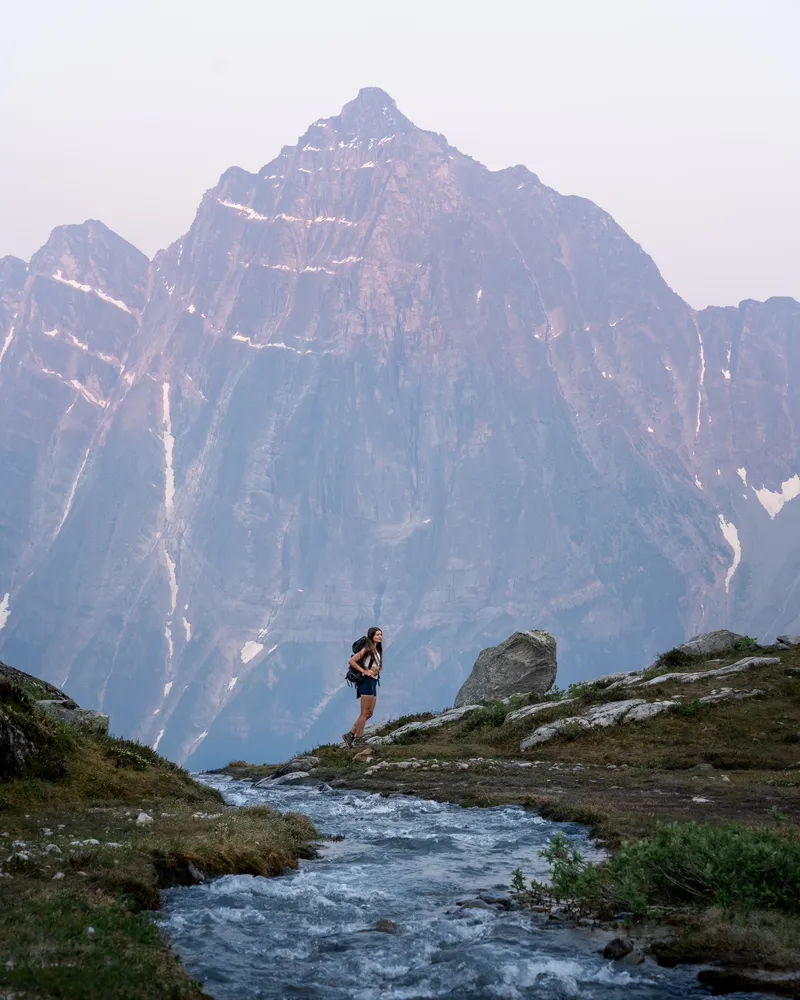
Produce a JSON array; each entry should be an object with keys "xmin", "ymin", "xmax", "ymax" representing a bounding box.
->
[
  {"xmin": 353, "ymin": 736, "xmax": 369, "ymax": 747},
  {"xmin": 342, "ymin": 732, "xmax": 355, "ymax": 748}
]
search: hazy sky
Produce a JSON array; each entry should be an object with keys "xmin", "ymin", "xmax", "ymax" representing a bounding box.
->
[{"xmin": 2, "ymin": 0, "xmax": 798, "ymax": 308}]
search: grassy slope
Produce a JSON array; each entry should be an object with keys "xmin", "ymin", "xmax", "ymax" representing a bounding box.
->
[{"xmin": 0, "ymin": 671, "xmax": 318, "ymax": 1000}]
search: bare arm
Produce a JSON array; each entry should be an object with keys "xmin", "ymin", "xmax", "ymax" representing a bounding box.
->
[{"xmin": 348, "ymin": 649, "xmax": 376, "ymax": 675}]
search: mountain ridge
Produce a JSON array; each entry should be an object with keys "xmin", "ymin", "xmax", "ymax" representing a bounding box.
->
[{"xmin": 1, "ymin": 89, "xmax": 798, "ymax": 767}]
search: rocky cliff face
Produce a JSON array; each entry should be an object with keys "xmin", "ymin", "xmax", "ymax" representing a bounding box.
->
[{"xmin": 1, "ymin": 89, "xmax": 798, "ymax": 766}]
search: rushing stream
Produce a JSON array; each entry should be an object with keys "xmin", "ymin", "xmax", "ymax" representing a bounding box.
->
[{"xmin": 162, "ymin": 775, "xmax": 766, "ymax": 1000}]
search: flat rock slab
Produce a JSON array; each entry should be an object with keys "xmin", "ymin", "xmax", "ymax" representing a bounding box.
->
[
  {"xmin": 622, "ymin": 700, "xmax": 675, "ymax": 723},
  {"xmin": 776, "ymin": 634, "xmax": 800, "ymax": 646},
  {"xmin": 520, "ymin": 699, "xmax": 647, "ymax": 749},
  {"xmin": 504, "ymin": 698, "xmax": 575, "ymax": 725},
  {"xmin": 367, "ymin": 705, "xmax": 481, "ymax": 745},
  {"xmin": 637, "ymin": 656, "xmax": 779, "ymax": 688}
]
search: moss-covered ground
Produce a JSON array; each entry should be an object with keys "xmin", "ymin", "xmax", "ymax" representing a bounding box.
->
[{"xmin": 0, "ymin": 667, "xmax": 318, "ymax": 999}]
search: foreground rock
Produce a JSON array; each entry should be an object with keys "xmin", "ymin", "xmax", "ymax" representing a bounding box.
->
[
  {"xmin": 454, "ymin": 631, "xmax": 557, "ymax": 708},
  {"xmin": 367, "ymin": 705, "xmax": 481, "ymax": 746}
]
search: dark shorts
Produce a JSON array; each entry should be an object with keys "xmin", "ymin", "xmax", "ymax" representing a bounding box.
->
[{"xmin": 356, "ymin": 676, "xmax": 378, "ymax": 698}]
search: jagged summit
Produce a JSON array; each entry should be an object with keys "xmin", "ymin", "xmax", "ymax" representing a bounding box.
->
[{"xmin": 305, "ymin": 86, "xmax": 414, "ymax": 141}]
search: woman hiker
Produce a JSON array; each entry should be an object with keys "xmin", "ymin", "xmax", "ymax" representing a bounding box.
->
[{"xmin": 342, "ymin": 626, "xmax": 383, "ymax": 747}]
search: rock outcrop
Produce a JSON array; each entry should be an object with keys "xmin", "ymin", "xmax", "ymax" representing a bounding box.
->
[
  {"xmin": 454, "ymin": 632, "xmax": 557, "ymax": 708},
  {"xmin": 366, "ymin": 705, "xmax": 481, "ymax": 745},
  {"xmin": 676, "ymin": 630, "xmax": 746, "ymax": 656},
  {"xmin": 35, "ymin": 700, "xmax": 109, "ymax": 734},
  {"xmin": 517, "ymin": 655, "xmax": 779, "ymax": 749},
  {"xmin": 0, "ymin": 708, "xmax": 36, "ymax": 775}
]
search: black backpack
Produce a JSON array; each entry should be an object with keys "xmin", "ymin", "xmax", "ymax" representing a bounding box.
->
[{"xmin": 346, "ymin": 636, "xmax": 368, "ymax": 687}]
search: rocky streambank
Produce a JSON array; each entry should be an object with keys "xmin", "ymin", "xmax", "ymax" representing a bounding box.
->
[{"xmin": 219, "ymin": 631, "xmax": 800, "ymax": 996}]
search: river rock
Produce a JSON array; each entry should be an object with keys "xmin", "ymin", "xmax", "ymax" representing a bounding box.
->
[
  {"xmin": 375, "ymin": 919, "xmax": 398, "ymax": 933},
  {"xmin": 270, "ymin": 756, "xmax": 320, "ymax": 777},
  {"xmin": 263, "ymin": 771, "xmax": 320, "ymax": 787},
  {"xmin": 454, "ymin": 631, "xmax": 557, "ymax": 708},
  {"xmin": 676, "ymin": 630, "xmax": 745, "ymax": 656},
  {"xmin": 603, "ymin": 937, "xmax": 633, "ymax": 960}
]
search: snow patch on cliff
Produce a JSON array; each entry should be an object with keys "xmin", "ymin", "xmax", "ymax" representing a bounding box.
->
[
  {"xmin": 51, "ymin": 271, "xmax": 132, "ymax": 314},
  {"xmin": 163, "ymin": 681, "xmax": 173, "ymax": 698},
  {"xmin": 0, "ymin": 323, "xmax": 17, "ymax": 373},
  {"xmin": 56, "ymin": 446, "xmax": 91, "ymax": 533},
  {"xmin": 240, "ymin": 641, "xmax": 264, "ymax": 664},
  {"xmin": 737, "ymin": 467, "xmax": 748, "ymax": 485},
  {"xmin": 754, "ymin": 474, "xmax": 800, "ymax": 519},
  {"xmin": 693, "ymin": 317, "xmax": 705, "ymax": 442},
  {"xmin": 163, "ymin": 546, "xmax": 178, "ymax": 616},
  {"xmin": 162, "ymin": 383, "xmax": 175, "ymax": 519},
  {"xmin": 718, "ymin": 515, "xmax": 741, "ymax": 592},
  {"xmin": 0, "ymin": 593, "xmax": 9, "ymax": 631},
  {"xmin": 182, "ymin": 617, "xmax": 192, "ymax": 642},
  {"xmin": 153, "ymin": 728, "xmax": 165, "ymax": 752},
  {"xmin": 217, "ymin": 199, "xmax": 271, "ymax": 221},
  {"xmin": 69, "ymin": 379, "xmax": 107, "ymax": 408}
]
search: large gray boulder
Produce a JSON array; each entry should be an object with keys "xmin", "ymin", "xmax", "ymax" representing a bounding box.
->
[
  {"xmin": 676, "ymin": 630, "xmax": 745, "ymax": 656},
  {"xmin": 454, "ymin": 631, "xmax": 557, "ymax": 707}
]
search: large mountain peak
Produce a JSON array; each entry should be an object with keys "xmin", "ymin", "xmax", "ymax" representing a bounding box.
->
[
  {"xmin": 1, "ymin": 93, "xmax": 800, "ymax": 770},
  {"xmin": 28, "ymin": 220, "xmax": 149, "ymax": 314},
  {"xmin": 335, "ymin": 87, "xmax": 411, "ymax": 135}
]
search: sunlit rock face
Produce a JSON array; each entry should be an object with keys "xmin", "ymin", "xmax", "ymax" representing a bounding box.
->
[{"xmin": 1, "ymin": 89, "xmax": 798, "ymax": 766}]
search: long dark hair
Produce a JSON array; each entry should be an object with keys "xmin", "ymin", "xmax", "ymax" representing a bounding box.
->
[{"xmin": 364, "ymin": 626, "xmax": 383, "ymax": 665}]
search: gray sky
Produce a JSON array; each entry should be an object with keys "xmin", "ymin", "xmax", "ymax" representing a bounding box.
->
[{"xmin": 2, "ymin": 0, "xmax": 798, "ymax": 308}]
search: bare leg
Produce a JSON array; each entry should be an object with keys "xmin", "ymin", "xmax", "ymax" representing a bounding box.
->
[{"xmin": 353, "ymin": 695, "xmax": 377, "ymax": 737}]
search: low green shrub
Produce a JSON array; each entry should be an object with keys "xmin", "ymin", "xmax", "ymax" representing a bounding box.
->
[
  {"xmin": 673, "ymin": 697, "xmax": 703, "ymax": 717},
  {"xmin": 558, "ymin": 720, "xmax": 586, "ymax": 741},
  {"xmin": 459, "ymin": 701, "xmax": 509, "ymax": 732},
  {"xmin": 516, "ymin": 823, "xmax": 800, "ymax": 917},
  {"xmin": 567, "ymin": 679, "xmax": 610, "ymax": 703}
]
